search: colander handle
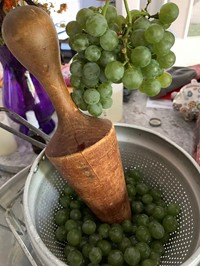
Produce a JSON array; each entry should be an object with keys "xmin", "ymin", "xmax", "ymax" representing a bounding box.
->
[
  {"xmin": 1, "ymin": 186, "xmax": 39, "ymax": 266},
  {"xmin": 0, "ymin": 107, "xmax": 49, "ymax": 149}
]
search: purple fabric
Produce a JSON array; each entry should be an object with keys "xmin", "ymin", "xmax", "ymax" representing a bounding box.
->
[{"xmin": 0, "ymin": 45, "xmax": 55, "ymax": 135}]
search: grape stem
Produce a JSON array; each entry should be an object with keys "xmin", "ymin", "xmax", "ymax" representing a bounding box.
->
[
  {"xmin": 102, "ymin": 0, "xmax": 110, "ymax": 16},
  {"xmin": 144, "ymin": 0, "xmax": 152, "ymax": 12},
  {"xmin": 123, "ymin": 0, "xmax": 132, "ymax": 24},
  {"xmin": 120, "ymin": 0, "xmax": 132, "ymax": 67}
]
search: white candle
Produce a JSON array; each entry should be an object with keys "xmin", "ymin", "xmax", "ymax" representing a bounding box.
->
[
  {"xmin": 100, "ymin": 83, "xmax": 123, "ymax": 123},
  {"xmin": 0, "ymin": 112, "xmax": 17, "ymax": 156}
]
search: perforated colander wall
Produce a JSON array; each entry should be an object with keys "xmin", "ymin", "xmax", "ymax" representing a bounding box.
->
[
  {"xmin": 34, "ymin": 142, "xmax": 199, "ymax": 266},
  {"xmin": 120, "ymin": 143, "xmax": 196, "ymax": 265}
]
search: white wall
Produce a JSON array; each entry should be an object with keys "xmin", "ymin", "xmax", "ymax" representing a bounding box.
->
[{"xmin": 172, "ymin": 37, "xmax": 200, "ymax": 66}]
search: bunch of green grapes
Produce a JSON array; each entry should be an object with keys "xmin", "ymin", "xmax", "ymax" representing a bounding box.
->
[
  {"xmin": 54, "ymin": 169, "xmax": 181, "ymax": 266},
  {"xmin": 66, "ymin": 2, "xmax": 179, "ymax": 117}
]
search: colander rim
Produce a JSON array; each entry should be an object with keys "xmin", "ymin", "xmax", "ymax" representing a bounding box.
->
[
  {"xmin": 115, "ymin": 123, "xmax": 200, "ymax": 171},
  {"xmin": 23, "ymin": 123, "xmax": 200, "ymax": 266},
  {"xmin": 23, "ymin": 149, "xmax": 67, "ymax": 266}
]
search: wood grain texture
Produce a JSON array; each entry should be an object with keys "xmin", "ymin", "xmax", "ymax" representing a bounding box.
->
[{"xmin": 47, "ymin": 125, "xmax": 131, "ymax": 224}]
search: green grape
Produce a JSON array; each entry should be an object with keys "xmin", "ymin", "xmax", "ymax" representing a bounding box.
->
[
  {"xmin": 76, "ymin": 8, "xmax": 94, "ymax": 28},
  {"xmin": 149, "ymin": 251, "xmax": 161, "ymax": 265},
  {"xmin": 129, "ymin": 235, "xmax": 138, "ymax": 246},
  {"xmin": 67, "ymin": 250, "xmax": 84, "ymax": 266},
  {"xmin": 70, "ymin": 33, "xmax": 89, "ymax": 52},
  {"xmin": 105, "ymin": 61, "xmax": 124, "ymax": 83},
  {"xmin": 141, "ymin": 59, "xmax": 162, "ymax": 79},
  {"xmin": 116, "ymin": 15, "xmax": 126, "ymax": 30},
  {"xmin": 83, "ymin": 77, "xmax": 99, "ymax": 88},
  {"xmin": 84, "ymin": 45, "xmax": 101, "ymax": 62},
  {"xmin": 72, "ymin": 51, "xmax": 85, "ymax": 61},
  {"xmin": 82, "ymin": 220, "xmax": 97, "ymax": 235},
  {"xmin": 122, "ymin": 67, "xmax": 143, "ymax": 90},
  {"xmin": 64, "ymin": 245, "xmax": 76, "ymax": 259},
  {"xmin": 136, "ymin": 225, "xmax": 151, "ymax": 243},
  {"xmin": 100, "ymin": 29, "xmax": 119, "ymax": 51},
  {"xmin": 99, "ymin": 69, "xmax": 108, "ymax": 83},
  {"xmin": 108, "ymin": 22, "xmax": 119, "ymax": 33},
  {"xmin": 160, "ymin": 232, "xmax": 170, "ymax": 244},
  {"xmin": 156, "ymin": 72, "xmax": 172, "ymax": 88},
  {"xmin": 54, "ymin": 209, "xmax": 69, "ymax": 226},
  {"xmin": 132, "ymin": 16, "xmax": 151, "ymax": 31},
  {"xmin": 70, "ymin": 199, "xmax": 81, "ymax": 209},
  {"xmin": 157, "ymin": 50, "xmax": 176, "ymax": 69},
  {"xmin": 63, "ymin": 184, "xmax": 76, "ymax": 196},
  {"xmin": 120, "ymin": 219, "xmax": 132, "ymax": 233},
  {"xmin": 89, "ymin": 247, "xmax": 103, "ymax": 264},
  {"xmin": 78, "ymin": 100, "xmax": 88, "ymax": 111},
  {"xmin": 65, "ymin": 219, "xmax": 79, "ymax": 232},
  {"xmin": 100, "ymin": 97, "xmax": 113, "ymax": 109},
  {"xmin": 129, "ymin": 9, "xmax": 143, "ymax": 22},
  {"xmin": 88, "ymin": 6, "xmax": 98, "ymax": 12},
  {"xmin": 144, "ymin": 24, "xmax": 164, "ymax": 44},
  {"xmin": 162, "ymin": 215, "xmax": 178, "ymax": 233},
  {"xmin": 159, "ymin": 2, "xmax": 179, "ymax": 24},
  {"xmin": 135, "ymin": 242, "xmax": 151, "ymax": 260},
  {"xmin": 148, "ymin": 221, "xmax": 165, "ymax": 240},
  {"xmin": 153, "ymin": 31, "xmax": 175, "ymax": 56},
  {"xmin": 98, "ymin": 223, "xmax": 110, "ymax": 239},
  {"xmin": 109, "ymin": 226, "xmax": 123, "ymax": 243},
  {"xmin": 152, "ymin": 206, "xmax": 166, "ymax": 221},
  {"xmin": 96, "ymin": 240, "xmax": 111, "ymax": 256},
  {"xmin": 70, "ymin": 60, "xmax": 83, "ymax": 77},
  {"xmin": 83, "ymin": 62, "xmax": 100, "ymax": 80},
  {"xmin": 151, "ymin": 241, "xmax": 165, "ymax": 255},
  {"xmin": 130, "ymin": 29, "xmax": 148, "ymax": 47},
  {"xmin": 136, "ymin": 214, "xmax": 150, "ymax": 227},
  {"xmin": 149, "ymin": 188, "xmax": 161, "ymax": 201},
  {"xmin": 136, "ymin": 183, "xmax": 149, "ymax": 195},
  {"xmin": 107, "ymin": 250, "xmax": 124, "ymax": 266},
  {"xmin": 118, "ymin": 237, "xmax": 132, "ymax": 253},
  {"xmin": 142, "ymin": 194, "xmax": 153, "ymax": 204},
  {"xmin": 87, "ymin": 34, "xmax": 100, "ymax": 45},
  {"xmin": 167, "ymin": 203, "xmax": 181, "ymax": 216},
  {"xmin": 139, "ymin": 79, "xmax": 161, "ymax": 97},
  {"xmin": 82, "ymin": 243, "xmax": 93, "ymax": 258},
  {"xmin": 99, "ymin": 50, "xmax": 117, "ymax": 67},
  {"xmin": 124, "ymin": 247, "xmax": 141, "ymax": 266},
  {"xmin": 141, "ymin": 259, "xmax": 157, "ymax": 266},
  {"xmin": 97, "ymin": 82, "xmax": 112, "ymax": 99},
  {"xmin": 132, "ymin": 200, "xmax": 144, "ymax": 214},
  {"xmin": 83, "ymin": 89, "xmax": 100, "ymax": 105},
  {"xmin": 70, "ymin": 209, "xmax": 82, "ymax": 220},
  {"xmin": 55, "ymin": 226, "xmax": 67, "ymax": 242},
  {"xmin": 105, "ymin": 4, "xmax": 118, "ymax": 24},
  {"xmin": 88, "ymin": 102, "xmax": 103, "ymax": 117},
  {"xmin": 70, "ymin": 75, "xmax": 81, "ymax": 88},
  {"xmin": 65, "ymin": 20, "xmax": 81, "ymax": 37},
  {"xmin": 150, "ymin": 18, "xmax": 171, "ymax": 30},
  {"xmin": 86, "ymin": 13, "xmax": 108, "ymax": 37},
  {"xmin": 127, "ymin": 183, "xmax": 136, "ymax": 198},
  {"xmin": 131, "ymin": 46, "xmax": 151, "ymax": 67},
  {"xmin": 163, "ymin": 30, "xmax": 175, "ymax": 46},
  {"xmin": 89, "ymin": 234, "xmax": 102, "ymax": 246},
  {"xmin": 59, "ymin": 195, "xmax": 71, "ymax": 208}
]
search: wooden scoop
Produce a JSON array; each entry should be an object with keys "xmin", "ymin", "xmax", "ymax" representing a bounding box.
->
[{"xmin": 2, "ymin": 6, "xmax": 131, "ymax": 223}]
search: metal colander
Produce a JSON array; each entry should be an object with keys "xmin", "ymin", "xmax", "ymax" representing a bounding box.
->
[{"xmin": 23, "ymin": 124, "xmax": 200, "ymax": 266}]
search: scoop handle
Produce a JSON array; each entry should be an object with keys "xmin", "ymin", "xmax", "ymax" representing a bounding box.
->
[{"xmin": 2, "ymin": 5, "xmax": 76, "ymax": 118}]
